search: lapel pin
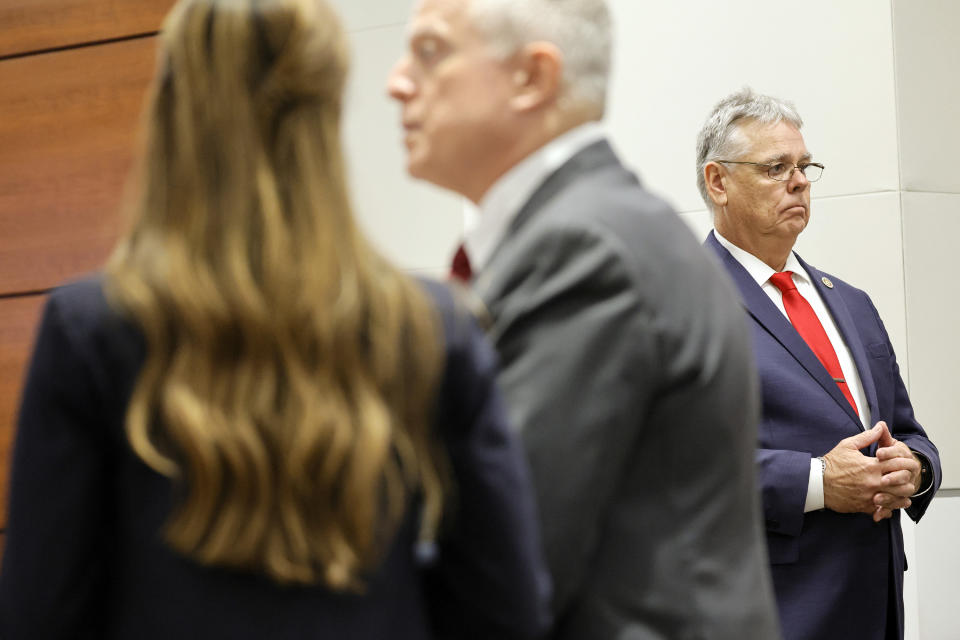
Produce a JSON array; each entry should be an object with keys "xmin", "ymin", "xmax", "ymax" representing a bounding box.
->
[{"xmin": 821, "ymin": 276, "xmax": 834, "ymax": 289}]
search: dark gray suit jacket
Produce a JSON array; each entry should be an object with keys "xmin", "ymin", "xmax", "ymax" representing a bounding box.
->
[{"xmin": 473, "ymin": 139, "xmax": 781, "ymax": 639}]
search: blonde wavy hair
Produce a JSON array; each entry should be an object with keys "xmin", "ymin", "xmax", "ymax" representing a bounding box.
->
[{"xmin": 105, "ymin": 0, "xmax": 444, "ymax": 589}]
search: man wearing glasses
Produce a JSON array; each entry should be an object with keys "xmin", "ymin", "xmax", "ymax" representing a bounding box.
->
[{"xmin": 699, "ymin": 88, "xmax": 941, "ymax": 640}]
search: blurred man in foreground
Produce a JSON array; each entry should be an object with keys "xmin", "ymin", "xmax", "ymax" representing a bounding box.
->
[{"xmin": 389, "ymin": 2, "xmax": 781, "ymax": 638}]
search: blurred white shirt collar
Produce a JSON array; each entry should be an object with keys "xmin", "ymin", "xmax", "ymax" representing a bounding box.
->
[{"xmin": 463, "ymin": 122, "xmax": 605, "ymax": 273}]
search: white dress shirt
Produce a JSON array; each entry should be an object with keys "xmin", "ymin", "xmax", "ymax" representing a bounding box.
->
[
  {"xmin": 460, "ymin": 122, "xmax": 606, "ymax": 274},
  {"xmin": 714, "ymin": 231, "xmax": 871, "ymax": 512}
]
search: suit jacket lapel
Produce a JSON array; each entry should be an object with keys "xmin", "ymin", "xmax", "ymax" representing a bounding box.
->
[
  {"xmin": 505, "ymin": 140, "xmax": 619, "ymax": 240},
  {"xmin": 796, "ymin": 254, "xmax": 879, "ymax": 426},
  {"xmin": 477, "ymin": 139, "xmax": 622, "ymax": 300},
  {"xmin": 705, "ymin": 232, "xmax": 862, "ymax": 427}
]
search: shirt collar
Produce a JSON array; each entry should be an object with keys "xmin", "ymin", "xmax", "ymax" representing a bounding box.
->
[
  {"xmin": 713, "ymin": 230, "xmax": 809, "ymax": 286},
  {"xmin": 463, "ymin": 122, "xmax": 606, "ymax": 272}
]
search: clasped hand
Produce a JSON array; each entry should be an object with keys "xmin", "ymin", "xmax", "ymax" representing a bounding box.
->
[{"xmin": 822, "ymin": 421, "xmax": 921, "ymax": 522}]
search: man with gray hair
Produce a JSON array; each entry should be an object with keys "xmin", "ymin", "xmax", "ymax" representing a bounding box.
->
[
  {"xmin": 700, "ymin": 88, "xmax": 941, "ymax": 640},
  {"xmin": 389, "ymin": 3, "xmax": 779, "ymax": 638}
]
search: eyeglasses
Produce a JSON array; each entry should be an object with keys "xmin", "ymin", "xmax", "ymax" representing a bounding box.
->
[{"xmin": 715, "ymin": 160, "xmax": 825, "ymax": 182}]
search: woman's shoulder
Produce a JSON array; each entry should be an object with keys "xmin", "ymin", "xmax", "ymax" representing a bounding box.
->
[
  {"xmin": 46, "ymin": 273, "xmax": 117, "ymax": 329},
  {"xmin": 43, "ymin": 273, "xmax": 144, "ymax": 378},
  {"xmin": 415, "ymin": 277, "xmax": 491, "ymax": 352},
  {"xmin": 414, "ymin": 277, "xmax": 500, "ymax": 413}
]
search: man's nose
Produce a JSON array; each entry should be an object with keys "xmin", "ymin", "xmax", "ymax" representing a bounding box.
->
[
  {"xmin": 787, "ymin": 166, "xmax": 810, "ymax": 191},
  {"xmin": 387, "ymin": 59, "xmax": 416, "ymax": 101}
]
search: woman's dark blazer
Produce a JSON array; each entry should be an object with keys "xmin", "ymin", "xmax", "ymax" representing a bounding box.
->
[{"xmin": 0, "ymin": 276, "xmax": 550, "ymax": 640}]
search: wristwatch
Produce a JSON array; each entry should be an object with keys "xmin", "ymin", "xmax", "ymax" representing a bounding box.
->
[{"xmin": 912, "ymin": 451, "xmax": 933, "ymax": 497}]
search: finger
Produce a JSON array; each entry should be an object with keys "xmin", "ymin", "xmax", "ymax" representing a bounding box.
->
[
  {"xmin": 885, "ymin": 483, "xmax": 916, "ymax": 499},
  {"xmin": 876, "ymin": 447, "xmax": 899, "ymax": 462},
  {"xmin": 845, "ymin": 423, "xmax": 883, "ymax": 450},
  {"xmin": 881, "ymin": 469, "xmax": 914, "ymax": 486},
  {"xmin": 879, "ymin": 457, "xmax": 919, "ymax": 475},
  {"xmin": 874, "ymin": 500, "xmax": 910, "ymax": 513},
  {"xmin": 874, "ymin": 492, "xmax": 912, "ymax": 509},
  {"xmin": 874, "ymin": 506, "xmax": 893, "ymax": 522},
  {"xmin": 876, "ymin": 442, "xmax": 911, "ymax": 461},
  {"xmin": 876, "ymin": 421, "xmax": 894, "ymax": 448},
  {"xmin": 875, "ymin": 486, "xmax": 914, "ymax": 501}
]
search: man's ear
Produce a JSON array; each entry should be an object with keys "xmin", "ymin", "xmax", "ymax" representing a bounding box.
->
[
  {"xmin": 704, "ymin": 162, "xmax": 728, "ymax": 208},
  {"xmin": 509, "ymin": 42, "xmax": 563, "ymax": 112}
]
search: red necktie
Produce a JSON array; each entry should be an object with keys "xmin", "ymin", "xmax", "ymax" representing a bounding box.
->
[
  {"xmin": 769, "ymin": 271, "xmax": 858, "ymax": 415},
  {"xmin": 449, "ymin": 244, "xmax": 472, "ymax": 282}
]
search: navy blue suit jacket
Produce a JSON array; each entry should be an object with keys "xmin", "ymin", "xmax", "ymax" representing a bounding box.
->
[
  {"xmin": 0, "ymin": 276, "xmax": 550, "ymax": 640},
  {"xmin": 706, "ymin": 231, "xmax": 941, "ymax": 640}
]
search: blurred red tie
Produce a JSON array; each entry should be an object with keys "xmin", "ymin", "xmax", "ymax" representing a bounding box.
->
[
  {"xmin": 769, "ymin": 271, "xmax": 858, "ymax": 415},
  {"xmin": 450, "ymin": 244, "xmax": 472, "ymax": 282}
]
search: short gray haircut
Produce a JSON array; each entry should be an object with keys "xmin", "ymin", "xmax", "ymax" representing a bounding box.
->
[
  {"xmin": 695, "ymin": 88, "xmax": 804, "ymax": 210},
  {"xmin": 468, "ymin": 0, "xmax": 611, "ymax": 113}
]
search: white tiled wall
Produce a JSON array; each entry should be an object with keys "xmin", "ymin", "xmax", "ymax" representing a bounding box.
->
[
  {"xmin": 893, "ymin": 0, "xmax": 960, "ymax": 194},
  {"xmin": 901, "ymin": 192, "xmax": 960, "ymax": 489},
  {"xmin": 913, "ymin": 495, "xmax": 960, "ymax": 640},
  {"xmin": 891, "ymin": 6, "xmax": 960, "ymax": 634},
  {"xmin": 329, "ymin": 0, "xmax": 411, "ymax": 33},
  {"xmin": 606, "ymin": 0, "xmax": 900, "ymax": 214},
  {"xmin": 894, "ymin": 0, "xmax": 960, "ymax": 494}
]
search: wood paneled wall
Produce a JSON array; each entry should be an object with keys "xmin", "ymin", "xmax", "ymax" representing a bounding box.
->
[
  {"xmin": 0, "ymin": 0, "xmax": 174, "ymax": 554},
  {"xmin": 0, "ymin": 0, "xmax": 171, "ymax": 57}
]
